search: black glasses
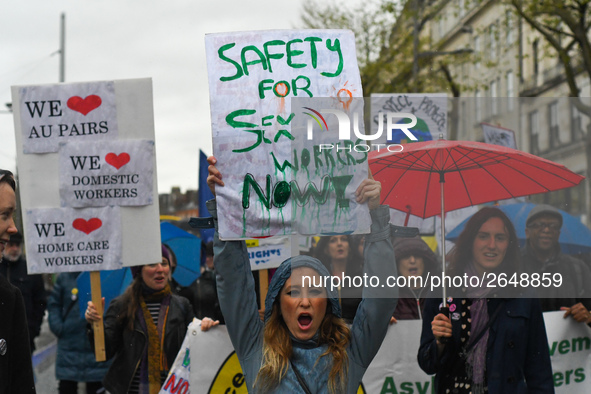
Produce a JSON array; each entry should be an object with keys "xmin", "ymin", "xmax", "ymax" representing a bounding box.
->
[{"xmin": 527, "ymin": 222, "xmax": 561, "ymax": 231}]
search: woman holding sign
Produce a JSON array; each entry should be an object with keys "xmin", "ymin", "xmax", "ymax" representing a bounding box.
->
[
  {"xmin": 85, "ymin": 245, "xmax": 218, "ymax": 394},
  {"xmin": 418, "ymin": 207, "xmax": 553, "ymax": 393},
  {"xmin": 206, "ymin": 156, "xmax": 398, "ymax": 394}
]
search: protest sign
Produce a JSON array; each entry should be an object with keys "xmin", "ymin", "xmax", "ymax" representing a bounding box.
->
[
  {"xmin": 481, "ymin": 122, "xmax": 517, "ymax": 149},
  {"xmin": 18, "ymin": 81, "xmax": 118, "ymax": 153},
  {"xmin": 246, "ymin": 236, "xmax": 291, "ymax": 270},
  {"xmin": 181, "ymin": 312, "xmax": 591, "ymax": 393},
  {"xmin": 24, "ymin": 206, "xmax": 121, "ymax": 274},
  {"xmin": 205, "ymin": 29, "xmax": 369, "ymax": 239},
  {"xmin": 370, "ymin": 93, "xmax": 448, "ymax": 143},
  {"xmin": 59, "ymin": 139, "xmax": 155, "ymax": 207},
  {"xmin": 12, "ymin": 78, "xmax": 160, "ymax": 273}
]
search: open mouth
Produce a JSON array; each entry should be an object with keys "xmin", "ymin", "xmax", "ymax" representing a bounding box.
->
[
  {"xmin": 298, "ymin": 313, "xmax": 313, "ymax": 330},
  {"xmin": 408, "ymin": 267, "xmax": 418, "ymax": 274}
]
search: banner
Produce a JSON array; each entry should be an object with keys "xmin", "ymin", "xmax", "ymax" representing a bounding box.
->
[
  {"xmin": 246, "ymin": 236, "xmax": 291, "ymax": 270},
  {"xmin": 178, "ymin": 312, "xmax": 591, "ymax": 393},
  {"xmin": 205, "ymin": 29, "xmax": 368, "ymax": 239},
  {"xmin": 59, "ymin": 140, "xmax": 154, "ymax": 207}
]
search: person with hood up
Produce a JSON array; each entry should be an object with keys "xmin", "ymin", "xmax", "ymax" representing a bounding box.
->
[
  {"xmin": 391, "ymin": 236, "xmax": 440, "ymax": 322},
  {"xmin": 205, "ymin": 156, "xmax": 398, "ymax": 394}
]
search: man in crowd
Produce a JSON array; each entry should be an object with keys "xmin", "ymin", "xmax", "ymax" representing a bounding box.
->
[
  {"xmin": 521, "ymin": 204, "xmax": 591, "ymax": 324},
  {"xmin": 1, "ymin": 231, "xmax": 47, "ymax": 351}
]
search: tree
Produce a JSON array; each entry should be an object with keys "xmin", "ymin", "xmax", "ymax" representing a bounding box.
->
[{"xmin": 509, "ymin": 0, "xmax": 591, "ymax": 212}]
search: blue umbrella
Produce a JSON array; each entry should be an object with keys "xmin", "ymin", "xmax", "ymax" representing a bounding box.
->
[
  {"xmin": 447, "ymin": 202, "xmax": 591, "ymax": 254},
  {"xmin": 161, "ymin": 221, "xmax": 202, "ymax": 287},
  {"xmin": 76, "ymin": 268, "xmax": 133, "ymax": 318}
]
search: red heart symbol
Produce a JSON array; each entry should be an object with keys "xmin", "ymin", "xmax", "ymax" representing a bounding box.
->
[
  {"xmin": 67, "ymin": 95, "xmax": 102, "ymax": 115},
  {"xmin": 105, "ymin": 152, "xmax": 130, "ymax": 170},
  {"xmin": 72, "ymin": 218, "xmax": 102, "ymax": 235}
]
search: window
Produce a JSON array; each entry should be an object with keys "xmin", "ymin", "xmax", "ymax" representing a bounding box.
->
[
  {"xmin": 490, "ymin": 79, "xmax": 498, "ymax": 116},
  {"xmin": 529, "ymin": 110, "xmax": 539, "ymax": 154},
  {"xmin": 549, "ymin": 101, "xmax": 560, "ymax": 147},
  {"xmin": 489, "ymin": 22, "xmax": 497, "ymax": 60},
  {"xmin": 571, "ymin": 103, "xmax": 584, "ymax": 141},
  {"xmin": 506, "ymin": 70, "xmax": 514, "ymax": 111},
  {"xmin": 474, "ymin": 35, "xmax": 481, "ymax": 69},
  {"xmin": 506, "ymin": 11, "xmax": 514, "ymax": 45},
  {"xmin": 533, "ymin": 40, "xmax": 539, "ymax": 76},
  {"xmin": 475, "ymin": 90, "xmax": 482, "ymax": 121}
]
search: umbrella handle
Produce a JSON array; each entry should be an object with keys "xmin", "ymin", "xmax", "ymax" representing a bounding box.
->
[{"xmin": 438, "ymin": 305, "xmax": 451, "ymax": 345}]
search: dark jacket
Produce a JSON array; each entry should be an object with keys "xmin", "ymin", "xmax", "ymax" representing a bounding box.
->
[
  {"xmin": 0, "ymin": 255, "xmax": 46, "ymax": 350},
  {"xmin": 392, "ymin": 236, "xmax": 441, "ymax": 321},
  {"xmin": 418, "ymin": 295, "xmax": 554, "ymax": 394},
  {"xmin": 521, "ymin": 244, "xmax": 591, "ymax": 312},
  {"xmin": 48, "ymin": 273, "xmax": 111, "ymax": 382},
  {"xmin": 0, "ymin": 274, "xmax": 36, "ymax": 394},
  {"xmin": 95, "ymin": 292, "xmax": 193, "ymax": 394},
  {"xmin": 178, "ymin": 269, "xmax": 225, "ymax": 323}
]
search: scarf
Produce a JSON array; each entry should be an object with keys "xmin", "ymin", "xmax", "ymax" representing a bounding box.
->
[
  {"xmin": 464, "ymin": 263, "xmax": 494, "ymax": 394},
  {"xmin": 137, "ymin": 283, "xmax": 172, "ymax": 394}
]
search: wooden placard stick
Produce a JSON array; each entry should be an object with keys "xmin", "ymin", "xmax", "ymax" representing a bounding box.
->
[
  {"xmin": 90, "ymin": 271, "xmax": 106, "ymax": 361},
  {"xmin": 259, "ymin": 269, "xmax": 269, "ymax": 317}
]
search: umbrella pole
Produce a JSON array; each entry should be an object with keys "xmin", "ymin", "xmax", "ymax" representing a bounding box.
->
[{"xmin": 440, "ymin": 173, "xmax": 447, "ymax": 309}]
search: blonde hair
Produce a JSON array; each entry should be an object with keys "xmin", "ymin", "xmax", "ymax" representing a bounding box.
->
[{"xmin": 255, "ymin": 303, "xmax": 351, "ymax": 393}]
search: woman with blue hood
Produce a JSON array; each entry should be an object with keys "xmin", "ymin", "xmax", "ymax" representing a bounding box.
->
[{"xmin": 206, "ymin": 156, "xmax": 398, "ymax": 394}]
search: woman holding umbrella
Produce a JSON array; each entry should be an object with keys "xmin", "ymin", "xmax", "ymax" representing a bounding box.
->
[{"xmin": 418, "ymin": 207, "xmax": 553, "ymax": 393}]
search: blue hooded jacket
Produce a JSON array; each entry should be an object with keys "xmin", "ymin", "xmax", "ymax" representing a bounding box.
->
[{"xmin": 208, "ymin": 199, "xmax": 398, "ymax": 393}]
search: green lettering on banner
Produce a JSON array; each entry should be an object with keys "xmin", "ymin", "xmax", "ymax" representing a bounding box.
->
[
  {"xmin": 241, "ymin": 45, "xmax": 268, "ymax": 76},
  {"xmin": 218, "ymin": 43, "xmax": 244, "ymax": 82},
  {"xmin": 226, "ymin": 109, "xmax": 257, "ymax": 128},
  {"xmin": 263, "ymin": 40, "xmax": 285, "ymax": 72},
  {"xmin": 286, "ymin": 39, "xmax": 306, "ymax": 68},
  {"xmin": 304, "ymin": 36, "xmax": 322, "ymax": 68},
  {"xmin": 321, "ymin": 38, "xmax": 343, "ymax": 77}
]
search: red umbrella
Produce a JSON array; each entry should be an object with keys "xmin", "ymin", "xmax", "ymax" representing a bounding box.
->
[{"xmin": 368, "ymin": 138, "xmax": 585, "ymax": 306}]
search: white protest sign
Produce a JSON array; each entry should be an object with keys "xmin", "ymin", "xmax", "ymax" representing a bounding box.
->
[
  {"xmin": 12, "ymin": 78, "xmax": 161, "ymax": 273},
  {"xmin": 545, "ymin": 311, "xmax": 591, "ymax": 393},
  {"xmin": 205, "ymin": 29, "xmax": 369, "ymax": 240},
  {"xmin": 370, "ymin": 93, "xmax": 448, "ymax": 143},
  {"xmin": 183, "ymin": 312, "xmax": 591, "ymax": 393},
  {"xmin": 18, "ymin": 81, "xmax": 118, "ymax": 153},
  {"xmin": 246, "ymin": 236, "xmax": 291, "ymax": 270},
  {"xmin": 59, "ymin": 140, "xmax": 154, "ymax": 207},
  {"xmin": 24, "ymin": 206, "xmax": 121, "ymax": 273},
  {"xmin": 481, "ymin": 122, "xmax": 517, "ymax": 149}
]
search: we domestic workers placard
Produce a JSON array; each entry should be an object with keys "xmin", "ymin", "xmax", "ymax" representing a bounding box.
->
[
  {"xmin": 205, "ymin": 30, "xmax": 370, "ymax": 240},
  {"xmin": 12, "ymin": 79, "xmax": 161, "ymax": 274}
]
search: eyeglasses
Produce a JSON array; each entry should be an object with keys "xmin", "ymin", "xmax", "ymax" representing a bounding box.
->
[{"xmin": 527, "ymin": 222, "xmax": 561, "ymax": 231}]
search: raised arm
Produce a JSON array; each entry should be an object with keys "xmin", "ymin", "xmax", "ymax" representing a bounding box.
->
[
  {"xmin": 207, "ymin": 156, "xmax": 264, "ymax": 360},
  {"xmin": 348, "ymin": 176, "xmax": 399, "ymax": 368}
]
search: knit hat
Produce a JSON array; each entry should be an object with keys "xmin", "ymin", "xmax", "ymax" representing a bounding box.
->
[
  {"xmin": 131, "ymin": 245, "xmax": 171, "ymax": 279},
  {"xmin": 392, "ymin": 236, "xmax": 439, "ymax": 272},
  {"xmin": 526, "ymin": 204, "xmax": 563, "ymax": 228}
]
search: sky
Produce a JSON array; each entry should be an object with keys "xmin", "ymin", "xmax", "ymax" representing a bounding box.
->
[{"xmin": 0, "ymin": 0, "xmax": 325, "ymax": 194}]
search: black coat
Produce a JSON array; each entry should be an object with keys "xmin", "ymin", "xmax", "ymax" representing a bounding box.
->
[
  {"xmin": 95, "ymin": 293, "xmax": 193, "ymax": 394},
  {"xmin": 0, "ymin": 256, "xmax": 46, "ymax": 349},
  {"xmin": 0, "ymin": 274, "xmax": 36, "ymax": 394}
]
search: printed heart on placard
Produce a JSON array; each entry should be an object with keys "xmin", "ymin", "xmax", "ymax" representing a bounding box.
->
[
  {"xmin": 105, "ymin": 153, "xmax": 130, "ymax": 169},
  {"xmin": 67, "ymin": 95, "xmax": 102, "ymax": 115},
  {"xmin": 72, "ymin": 218, "xmax": 102, "ymax": 235}
]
